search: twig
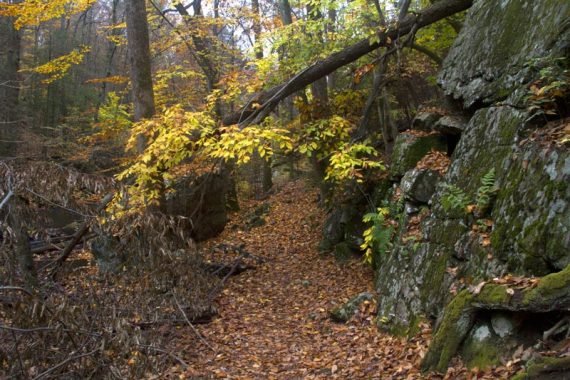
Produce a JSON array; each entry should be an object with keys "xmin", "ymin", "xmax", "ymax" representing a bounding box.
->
[
  {"xmin": 0, "ymin": 189, "xmax": 14, "ymax": 210},
  {"xmin": 172, "ymin": 291, "xmax": 215, "ymax": 352},
  {"xmin": 31, "ymin": 348, "xmax": 100, "ymax": 380},
  {"xmin": 137, "ymin": 344, "xmax": 189, "ymax": 368},
  {"xmin": 0, "ymin": 286, "xmax": 33, "ymax": 296},
  {"xmin": 0, "ymin": 286, "xmax": 79, "ymax": 349},
  {"xmin": 11, "ymin": 330, "xmax": 25, "ymax": 378},
  {"xmin": 206, "ymin": 254, "xmax": 245, "ymax": 303},
  {"xmin": 0, "ymin": 324, "xmax": 101, "ymax": 338},
  {"xmin": 543, "ymin": 316, "xmax": 569, "ymax": 341}
]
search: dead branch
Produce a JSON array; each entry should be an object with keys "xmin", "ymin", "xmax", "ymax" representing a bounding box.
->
[
  {"xmin": 172, "ymin": 291, "xmax": 215, "ymax": 352},
  {"xmin": 51, "ymin": 192, "xmax": 114, "ymax": 273}
]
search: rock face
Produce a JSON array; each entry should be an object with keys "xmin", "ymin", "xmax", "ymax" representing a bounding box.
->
[
  {"xmin": 370, "ymin": 0, "xmax": 570, "ymax": 371},
  {"xmin": 439, "ymin": 0, "xmax": 570, "ymax": 109}
]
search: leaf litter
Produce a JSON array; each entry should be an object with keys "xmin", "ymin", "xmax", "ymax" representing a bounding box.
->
[{"xmin": 162, "ymin": 180, "xmax": 523, "ymax": 379}]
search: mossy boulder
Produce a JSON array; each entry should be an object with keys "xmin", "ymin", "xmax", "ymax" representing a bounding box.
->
[
  {"xmin": 333, "ymin": 242, "xmax": 354, "ymax": 263},
  {"xmin": 320, "ymin": 208, "xmax": 344, "ymax": 252},
  {"xmin": 166, "ymin": 170, "xmax": 230, "ymax": 241},
  {"xmin": 491, "ymin": 144, "xmax": 570, "ymax": 275},
  {"xmin": 460, "ymin": 322, "xmax": 502, "ymax": 369},
  {"xmin": 421, "ymin": 264, "xmax": 570, "ymax": 373},
  {"xmin": 433, "ymin": 115, "xmax": 466, "ymax": 136},
  {"xmin": 412, "ymin": 112, "xmax": 442, "ymax": 132},
  {"xmin": 390, "ymin": 133, "xmax": 447, "ymax": 178}
]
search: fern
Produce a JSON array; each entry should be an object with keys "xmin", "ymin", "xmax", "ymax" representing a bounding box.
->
[
  {"xmin": 441, "ymin": 184, "xmax": 469, "ymax": 213},
  {"xmin": 361, "ymin": 208, "xmax": 394, "ymax": 265},
  {"xmin": 476, "ymin": 168, "xmax": 498, "ymax": 215}
]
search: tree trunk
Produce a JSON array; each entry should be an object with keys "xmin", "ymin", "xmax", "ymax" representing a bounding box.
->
[
  {"xmin": 251, "ymin": 0, "xmax": 263, "ymax": 60},
  {"xmin": 7, "ymin": 197, "xmax": 37, "ymax": 288},
  {"xmin": 277, "ymin": 0, "xmax": 295, "ymax": 121},
  {"xmin": 0, "ymin": 4, "xmax": 21, "ymax": 157},
  {"xmin": 307, "ymin": 4, "xmax": 328, "ymax": 109},
  {"xmin": 125, "ymin": 0, "xmax": 155, "ymax": 129}
]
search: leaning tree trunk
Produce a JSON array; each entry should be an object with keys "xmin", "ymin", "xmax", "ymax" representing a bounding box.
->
[{"xmin": 223, "ymin": 0, "xmax": 474, "ymax": 127}]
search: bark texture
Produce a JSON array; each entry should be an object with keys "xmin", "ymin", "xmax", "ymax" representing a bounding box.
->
[{"xmin": 125, "ymin": 0, "xmax": 155, "ymax": 126}]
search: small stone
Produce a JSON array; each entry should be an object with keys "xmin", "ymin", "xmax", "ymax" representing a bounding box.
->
[
  {"xmin": 491, "ymin": 313, "xmax": 514, "ymax": 338},
  {"xmin": 472, "ymin": 324, "xmax": 492, "ymax": 341},
  {"xmin": 330, "ymin": 292, "xmax": 374, "ymax": 323},
  {"xmin": 401, "ymin": 168, "xmax": 442, "ymax": 204},
  {"xmin": 301, "ymin": 280, "xmax": 311, "ymax": 287}
]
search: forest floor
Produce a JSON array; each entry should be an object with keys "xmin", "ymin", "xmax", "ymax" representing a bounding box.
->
[{"xmin": 163, "ymin": 180, "xmax": 516, "ymax": 379}]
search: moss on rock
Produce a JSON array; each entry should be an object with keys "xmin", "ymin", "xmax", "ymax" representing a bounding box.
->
[{"xmin": 421, "ymin": 265, "xmax": 570, "ymax": 373}]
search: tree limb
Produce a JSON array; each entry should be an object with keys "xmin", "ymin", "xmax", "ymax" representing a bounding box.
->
[
  {"xmin": 223, "ymin": 0, "xmax": 473, "ymax": 127},
  {"xmin": 410, "ymin": 42, "xmax": 443, "ymax": 65}
]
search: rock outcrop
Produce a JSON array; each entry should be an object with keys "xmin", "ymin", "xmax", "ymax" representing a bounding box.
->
[{"xmin": 368, "ymin": 0, "xmax": 570, "ymax": 372}]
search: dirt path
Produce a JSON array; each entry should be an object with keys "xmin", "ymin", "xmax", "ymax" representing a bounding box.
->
[{"xmin": 163, "ymin": 180, "xmax": 440, "ymax": 379}]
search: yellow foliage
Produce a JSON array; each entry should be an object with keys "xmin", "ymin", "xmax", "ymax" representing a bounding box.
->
[
  {"xmin": 22, "ymin": 45, "xmax": 90, "ymax": 84},
  {"xmin": 0, "ymin": 0, "xmax": 96, "ymax": 29}
]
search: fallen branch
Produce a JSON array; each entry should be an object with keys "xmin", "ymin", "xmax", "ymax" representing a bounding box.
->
[
  {"xmin": 202, "ymin": 261, "xmax": 254, "ymax": 277},
  {"xmin": 31, "ymin": 233, "xmax": 96, "ymax": 255},
  {"xmin": 206, "ymin": 254, "xmax": 245, "ymax": 303},
  {"xmin": 137, "ymin": 344, "xmax": 189, "ymax": 369},
  {"xmin": 172, "ymin": 291, "xmax": 215, "ymax": 352},
  {"xmin": 51, "ymin": 193, "xmax": 114, "ymax": 274}
]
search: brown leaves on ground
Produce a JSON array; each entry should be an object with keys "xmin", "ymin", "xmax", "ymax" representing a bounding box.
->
[{"xmin": 416, "ymin": 149, "xmax": 451, "ymax": 175}]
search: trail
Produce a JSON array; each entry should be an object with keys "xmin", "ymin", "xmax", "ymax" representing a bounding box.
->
[{"xmin": 165, "ymin": 179, "xmax": 437, "ymax": 379}]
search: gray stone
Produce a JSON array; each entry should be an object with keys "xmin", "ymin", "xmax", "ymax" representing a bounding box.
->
[
  {"xmin": 472, "ymin": 324, "xmax": 492, "ymax": 341},
  {"xmin": 405, "ymin": 202, "xmax": 420, "ymax": 215},
  {"xmin": 491, "ymin": 313, "xmax": 515, "ymax": 338},
  {"xmin": 412, "ymin": 112, "xmax": 442, "ymax": 132},
  {"xmin": 401, "ymin": 168, "xmax": 442, "ymax": 204},
  {"xmin": 434, "ymin": 116, "xmax": 466, "ymax": 136},
  {"xmin": 90, "ymin": 235, "xmax": 125, "ymax": 274}
]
